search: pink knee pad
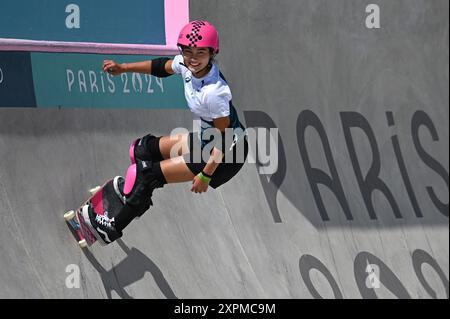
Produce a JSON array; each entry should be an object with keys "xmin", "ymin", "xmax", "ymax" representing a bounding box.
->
[
  {"xmin": 129, "ymin": 139, "xmax": 139, "ymax": 164},
  {"xmin": 124, "ymin": 164, "xmax": 137, "ymax": 196}
]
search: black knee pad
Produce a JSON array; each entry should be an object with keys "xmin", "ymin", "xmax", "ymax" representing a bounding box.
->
[
  {"xmin": 135, "ymin": 134, "xmax": 163, "ymax": 162},
  {"xmin": 125, "ymin": 161, "xmax": 166, "ymax": 206},
  {"xmin": 115, "ymin": 162, "xmax": 167, "ymax": 232}
]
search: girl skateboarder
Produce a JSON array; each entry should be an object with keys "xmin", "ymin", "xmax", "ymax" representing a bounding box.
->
[{"xmin": 84, "ymin": 20, "xmax": 248, "ymax": 244}]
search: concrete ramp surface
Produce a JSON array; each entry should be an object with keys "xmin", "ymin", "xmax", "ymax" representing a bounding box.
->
[{"xmin": 0, "ymin": 0, "xmax": 448, "ymax": 298}]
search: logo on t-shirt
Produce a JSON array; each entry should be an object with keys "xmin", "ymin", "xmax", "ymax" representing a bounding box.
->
[{"xmin": 185, "ymin": 76, "xmax": 192, "ymax": 83}]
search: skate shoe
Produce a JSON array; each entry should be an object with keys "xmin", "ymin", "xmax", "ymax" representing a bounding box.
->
[{"xmin": 82, "ymin": 204, "xmax": 122, "ymax": 244}]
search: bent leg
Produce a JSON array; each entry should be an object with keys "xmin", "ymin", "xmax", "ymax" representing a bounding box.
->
[
  {"xmin": 160, "ymin": 156, "xmax": 196, "ymax": 183},
  {"xmin": 131, "ymin": 133, "xmax": 189, "ymax": 163},
  {"xmin": 159, "ymin": 133, "xmax": 190, "ymax": 160},
  {"xmin": 115, "ymin": 157, "xmax": 194, "ymax": 232}
]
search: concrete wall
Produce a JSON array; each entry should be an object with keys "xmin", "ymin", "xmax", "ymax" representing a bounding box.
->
[{"xmin": 0, "ymin": 0, "xmax": 447, "ymax": 298}]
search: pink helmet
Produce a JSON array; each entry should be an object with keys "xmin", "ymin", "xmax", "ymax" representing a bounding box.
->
[{"xmin": 177, "ymin": 20, "xmax": 219, "ymax": 54}]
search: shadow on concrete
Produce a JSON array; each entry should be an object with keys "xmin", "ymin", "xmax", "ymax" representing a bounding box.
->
[{"xmin": 82, "ymin": 239, "xmax": 178, "ymax": 299}]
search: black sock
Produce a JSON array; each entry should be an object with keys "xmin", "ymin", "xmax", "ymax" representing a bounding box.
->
[{"xmin": 114, "ymin": 202, "xmax": 148, "ymax": 232}]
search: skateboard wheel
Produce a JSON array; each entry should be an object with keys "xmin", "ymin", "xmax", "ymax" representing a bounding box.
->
[
  {"xmin": 89, "ymin": 186, "xmax": 101, "ymax": 195},
  {"xmin": 64, "ymin": 210, "xmax": 76, "ymax": 221},
  {"xmin": 78, "ymin": 239, "xmax": 88, "ymax": 248}
]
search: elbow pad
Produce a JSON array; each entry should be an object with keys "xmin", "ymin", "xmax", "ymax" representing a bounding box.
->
[{"xmin": 151, "ymin": 57, "xmax": 172, "ymax": 78}]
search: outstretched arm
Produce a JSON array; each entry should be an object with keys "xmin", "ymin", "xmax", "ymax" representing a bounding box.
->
[{"xmin": 102, "ymin": 58, "xmax": 175, "ymax": 77}]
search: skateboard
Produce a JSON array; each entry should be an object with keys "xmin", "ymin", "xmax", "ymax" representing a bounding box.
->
[{"xmin": 64, "ymin": 178, "xmax": 125, "ymax": 248}]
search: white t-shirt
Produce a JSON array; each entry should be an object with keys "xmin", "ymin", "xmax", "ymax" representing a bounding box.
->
[
  {"xmin": 171, "ymin": 54, "xmax": 245, "ymax": 147},
  {"xmin": 172, "ymin": 54, "xmax": 232, "ymax": 118}
]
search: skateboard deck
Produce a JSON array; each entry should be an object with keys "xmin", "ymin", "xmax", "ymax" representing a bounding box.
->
[{"xmin": 64, "ymin": 178, "xmax": 125, "ymax": 248}]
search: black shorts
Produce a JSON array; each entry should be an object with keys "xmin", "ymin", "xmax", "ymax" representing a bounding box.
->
[{"xmin": 184, "ymin": 132, "xmax": 249, "ymax": 189}]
